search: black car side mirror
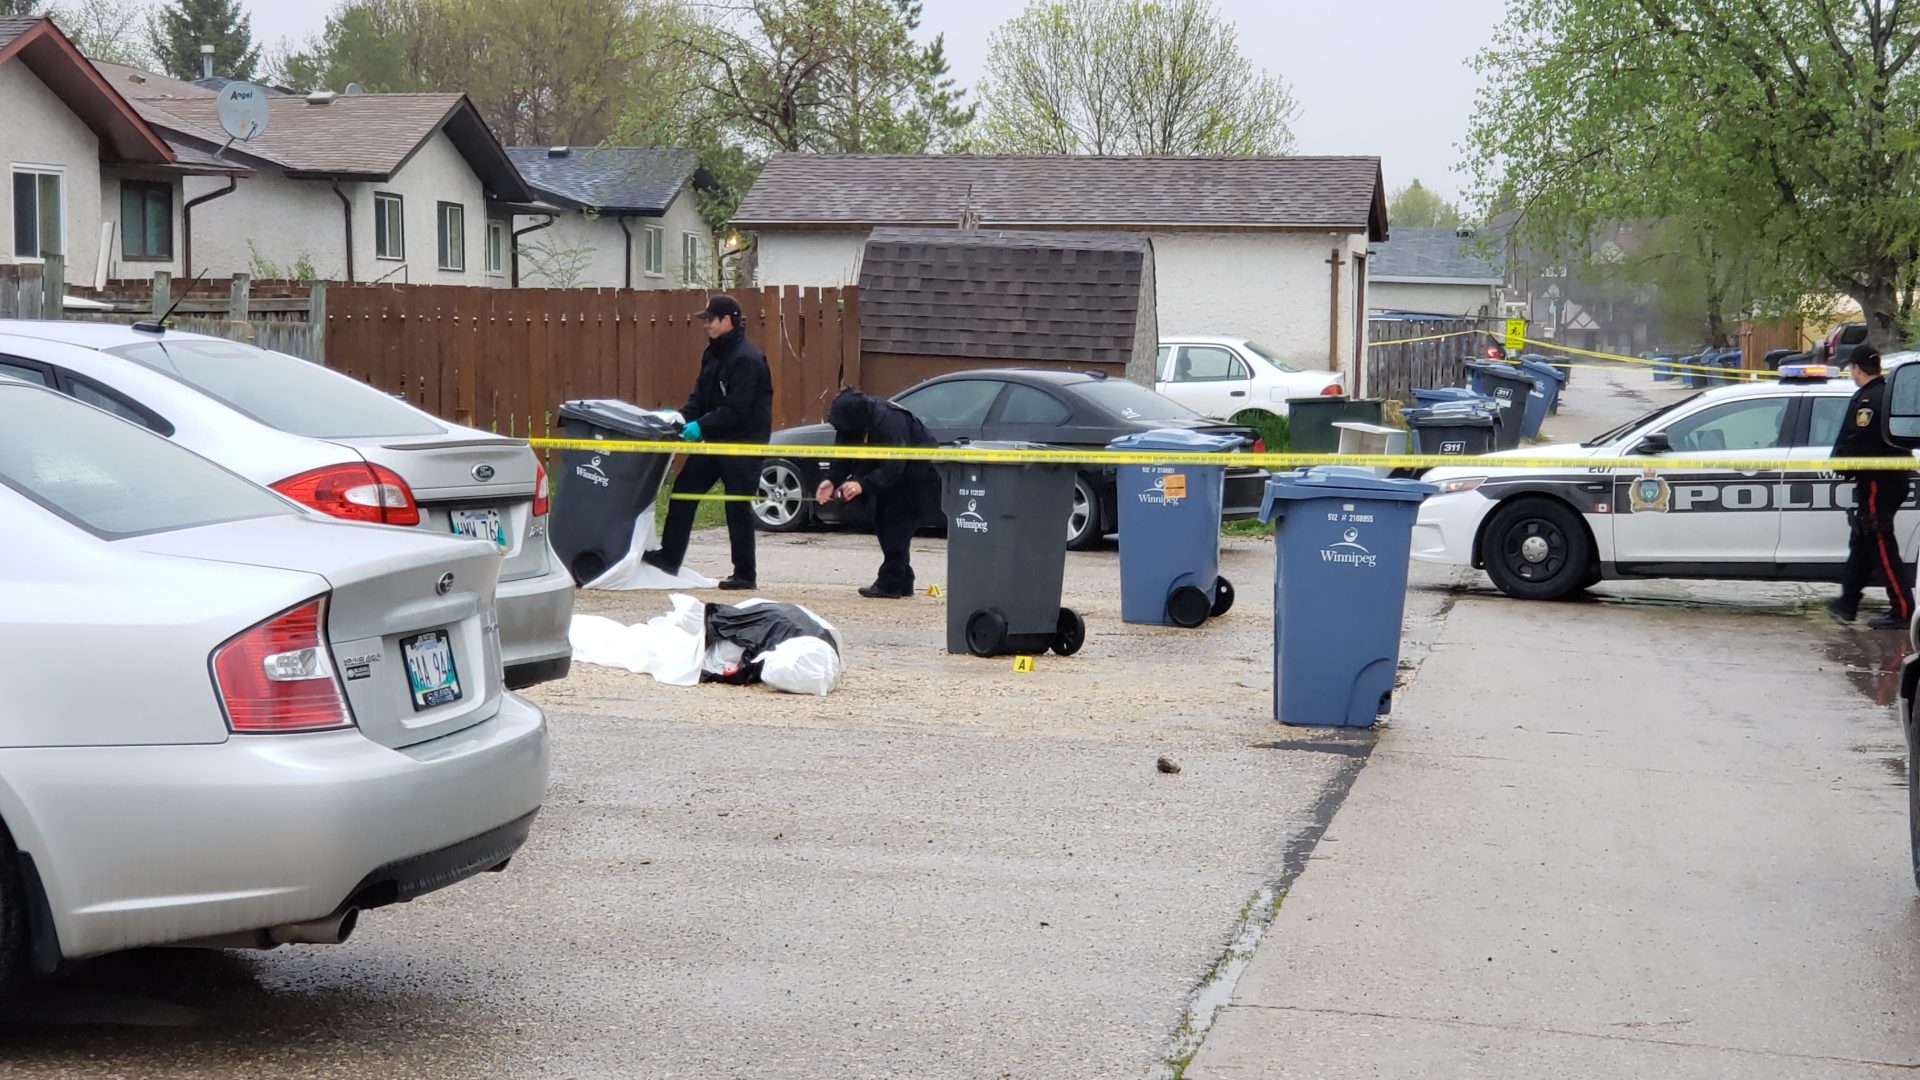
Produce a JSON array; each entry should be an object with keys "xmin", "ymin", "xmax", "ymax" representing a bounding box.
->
[
  {"xmin": 1887, "ymin": 362, "xmax": 1920, "ymax": 448},
  {"xmin": 1634, "ymin": 432, "xmax": 1672, "ymax": 455}
]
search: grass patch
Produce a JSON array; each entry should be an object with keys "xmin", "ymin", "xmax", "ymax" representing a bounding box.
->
[
  {"xmin": 1231, "ymin": 410, "xmax": 1290, "ymax": 451},
  {"xmin": 653, "ymin": 476, "xmax": 732, "ymax": 530},
  {"xmin": 1223, "ymin": 517, "xmax": 1276, "ymax": 538}
]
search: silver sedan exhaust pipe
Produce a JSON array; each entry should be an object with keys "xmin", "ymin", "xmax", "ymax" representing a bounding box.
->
[{"xmin": 168, "ymin": 908, "xmax": 359, "ymax": 951}]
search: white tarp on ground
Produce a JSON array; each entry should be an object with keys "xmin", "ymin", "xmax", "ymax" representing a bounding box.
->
[
  {"xmin": 569, "ymin": 596, "xmax": 843, "ymax": 695},
  {"xmin": 582, "ymin": 514, "xmax": 718, "ymax": 591}
]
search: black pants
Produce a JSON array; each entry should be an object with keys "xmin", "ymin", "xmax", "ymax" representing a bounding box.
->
[
  {"xmin": 870, "ymin": 464, "xmax": 936, "ymax": 593},
  {"xmin": 657, "ymin": 454, "xmax": 759, "ymax": 581},
  {"xmin": 1841, "ymin": 475, "xmax": 1914, "ymax": 619}
]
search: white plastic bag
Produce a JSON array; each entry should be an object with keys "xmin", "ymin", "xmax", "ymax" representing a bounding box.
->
[
  {"xmin": 566, "ymin": 594, "xmax": 706, "ymax": 686},
  {"xmin": 757, "ymin": 636, "xmax": 843, "ymax": 695}
]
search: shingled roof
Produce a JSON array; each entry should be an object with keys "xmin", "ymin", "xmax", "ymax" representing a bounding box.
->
[
  {"xmin": 858, "ymin": 228, "xmax": 1157, "ymax": 365},
  {"xmin": 736, "ymin": 154, "xmax": 1388, "ymax": 241},
  {"xmin": 121, "ymin": 89, "xmax": 533, "ymax": 200},
  {"xmin": 506, "ymin": 146, "xmax": 697, "ymax": 214},
  {"xmin": 1370, "ymin": 226, "xmax": 1502, "ymax": 283}
]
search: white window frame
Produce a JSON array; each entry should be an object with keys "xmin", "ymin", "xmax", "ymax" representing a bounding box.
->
[
  {"xmin": 437, "ymin": 201, "xmax": 465, "ymax": 272},
  {"xmin": 374, "ymin": 192, "xmax": 404, "ymax": 261},
  {"xmin": 485, "ymin": 219, "xmax": 506, "ymax": 275},
  {"xmin": 681, "ymin": 230, "xmax": 702, "ymax": 281},
  {"xmin": 643, "ymin": 224, "xmax": 664, "ymax": 277},
  {"xmin": 11, "ymin": 166, "xmax": 65, "ymax": 262}
]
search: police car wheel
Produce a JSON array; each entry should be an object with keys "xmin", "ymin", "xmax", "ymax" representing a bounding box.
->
[
  {"xmin": 752, "ymin": 459, "xmax": 810, "ymax": 532},
  {"xmin": 1908, "ymin": 732, "xmax": 1920, "ymax": 891},
  {"xmin": 1483, "ymin": 499, "xmax": 1592, "ymax": 601}
]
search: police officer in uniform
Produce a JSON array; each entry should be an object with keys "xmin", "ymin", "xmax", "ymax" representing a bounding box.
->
[
  {"xmin": 643, "ymin": 295, "xmax": 771, "ymax": 590},
  {"xmin": 817, "ymin": 388, "xmax": 937, "ymax": 598},
  {"xmin": 1827, "ymin": 346, "xmax": 1915, "ymax": 629}
]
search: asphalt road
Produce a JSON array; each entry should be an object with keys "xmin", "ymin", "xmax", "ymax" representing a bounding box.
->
[{"xmin": 0, "ymin": 521, "xmax": 1456, "ymax": 1077}]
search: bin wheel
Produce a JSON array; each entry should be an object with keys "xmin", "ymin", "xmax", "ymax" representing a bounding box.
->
[
  {"xmin": 965, "ymin": 609, "xmax": 1009, "ymax": 658},
  {"xmin": 1167, "ymin": 585, "xmax": 1211, "ymax": 628},
  {"xmin": 1051, "ymin": 608, "xmax": 1086, "ymax": 656},
  {"xmin": 1211, "ymin": 577, "xmax": 1235, "ymax": 618}
]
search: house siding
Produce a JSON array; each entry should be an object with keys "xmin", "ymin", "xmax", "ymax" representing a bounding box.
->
[
  {"xmin": 513, "ymin": 187, "xmax": 713, "ymax": 289},
  {"xmin": 1369, "ymin": 281, "xmax": 1499, "ymax": 318},
  {"xmin": 0, "ymin": 59, "xmax": 105, "ymax": 285},
  {"xmin": 179, "ymin": 130, "xmax": 493, "ymax": 284},
  {"xmin": 755, "ymin": 228, "xmax": 870, "ymax": 287}
]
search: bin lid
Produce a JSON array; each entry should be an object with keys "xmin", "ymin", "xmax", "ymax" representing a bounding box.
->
[
  {"xmin": 1517, "ymin": 358, "xmax": 1568, "ymax": 383},
  {"xmin": 1405, "ymin": 409, "xmax": 1495, "ymax": 428},
  {"xmin": 1107, "ymin": 428, "xmax": 1244, "ymax": 452},
  {"xmin": 1262, "ymin": 466, "xmax": 1434, "ymax": 504},
  {"xmin": 1332, "ymin": 421, "xmax": 1402, "ymax": 436},
  {"xmin": 557, "ymin": 398, "xmax": 684, "ymax": 437}
]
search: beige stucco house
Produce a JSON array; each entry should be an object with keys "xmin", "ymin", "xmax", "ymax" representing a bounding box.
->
[
  {"xmin": 505, "ymin": 146, "xmax": 713, "ymax": 289},
  {"xmin": 1367, "ymin": 225, "xmax": 1503, "ymax": 318},
  {"xmin": 732, "ymin": 154, "xmax": 1389, "ymax": 376}
]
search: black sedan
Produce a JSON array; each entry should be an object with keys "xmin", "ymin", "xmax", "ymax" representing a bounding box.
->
[{"xmin": 750, "ymin": 368, "xmax": 1269, "ymax": 549}]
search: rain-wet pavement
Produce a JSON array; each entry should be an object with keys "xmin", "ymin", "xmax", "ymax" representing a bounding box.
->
[{"xmin": 1189, "ymin": 367, "xmax": 1920, "ymax": 1079}]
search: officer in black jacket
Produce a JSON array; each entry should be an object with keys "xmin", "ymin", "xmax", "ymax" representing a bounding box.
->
[
  {"xmin": 818, "ymin": 388, "xmax": 937, "ymax": 598},
  {"xmin": 1827, "ymin": 346, "xmax": 1915, "ymax": 629},
  {"xmin": 643, "ymin": 295, "xmax": 772, "ymax": 590}
]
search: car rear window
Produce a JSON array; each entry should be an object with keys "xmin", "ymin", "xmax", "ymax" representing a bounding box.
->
[
  {"xmin": 0, "ymin": 385, "xmax": 294, "ymax": 538},
  {"xmin": 1073, "ymin": 378, "xmax": 1201, "ymax": 422},
  {"xmin": 107, "ymin": 338, "xmax": 446, "ymax": 438}
]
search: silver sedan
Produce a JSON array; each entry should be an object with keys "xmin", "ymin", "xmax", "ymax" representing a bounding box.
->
[
  {"xmin": 0, "ymin": 379, "xmax": 548, "ymax": 992},
  {"xmin": 0, "ymin": 320, "xmax": 574, "ymax": 689}
]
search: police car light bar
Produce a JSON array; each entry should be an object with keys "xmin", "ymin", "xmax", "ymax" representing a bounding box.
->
[{"xmin": 1778, "ymin": 363, "xmax": 1831, "ymax": 382}]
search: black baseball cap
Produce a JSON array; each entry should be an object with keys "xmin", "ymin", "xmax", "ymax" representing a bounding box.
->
[{"xmin": 695, "ymin": 294, "xmax": 743, "ymax": 321}]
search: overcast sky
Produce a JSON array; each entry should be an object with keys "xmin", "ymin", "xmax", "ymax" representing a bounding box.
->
[{"xmin": 239, "ymin": 0, "xmax": 1504, "ymax": 205}]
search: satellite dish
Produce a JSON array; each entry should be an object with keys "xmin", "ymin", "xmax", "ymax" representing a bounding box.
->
[
  {"xmin": 343, "ymin": 82, "xmax": 365, "ymax": 96},
  {"xmin": 215, "ymin": 82, "xmax": 270, "ymax": 141}
]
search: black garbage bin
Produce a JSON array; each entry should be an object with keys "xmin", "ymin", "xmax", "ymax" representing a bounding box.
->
[
  {"xmin": 551, "ymin": 399, "xmax": 682, "ymax": 586},
  {"xmin": 1463, "ymin": 362, "xmax": 1533, "ymax": 451},
  {"xmin": 1285, "ymin": 397, "xmax": 1386, "ymax": 453},
  {"xmin": 940, "ymin": 445, "xmax": 1085, "ymax": 658},
  {"xmin": 1406, "ymin": 404, "xmax": 1499, "ymax": 457}
]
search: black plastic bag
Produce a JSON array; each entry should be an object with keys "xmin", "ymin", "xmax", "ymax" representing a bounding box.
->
[{"xmin": 701, "ymin": 601, "xmax": 840, "ymax": 685}]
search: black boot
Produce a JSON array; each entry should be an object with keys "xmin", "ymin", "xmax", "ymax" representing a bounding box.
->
[{"xmin": 1826, "ymin": 597, "xmax": 1858, "ymax": 623}]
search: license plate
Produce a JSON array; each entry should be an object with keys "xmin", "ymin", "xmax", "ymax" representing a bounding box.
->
[
  {"xmin": 450, "ymin": 508, "xmax": 510, "ymax": 552},
  {"xmin": 402, "ymin": 629, "xmax": 463, "ymax": 711}
]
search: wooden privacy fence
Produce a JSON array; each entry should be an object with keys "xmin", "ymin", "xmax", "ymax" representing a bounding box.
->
[
  {"xmin": 64, "ymin": 273, "xmax": 326, "ymax": 361},
  {"xmin": 325, "ymin": 284, "xmax": 860, "ymax": 438},
  {"xmin": 0, "ymin": 263, "xmax": 55, "ymax": 319},
  {"xmin": 1366, "ymin": 317, "xmax": 1490, "ymax": 402}
]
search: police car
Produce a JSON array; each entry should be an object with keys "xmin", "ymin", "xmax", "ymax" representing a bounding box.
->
[{"xmin": 1414, "ymin": 364, "xmax": 1920, "ymax": 600}]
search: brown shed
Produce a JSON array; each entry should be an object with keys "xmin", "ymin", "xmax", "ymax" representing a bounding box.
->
[{"xmin": 856, "ymin": 228, "xmax": 1159, "ymax": 396}]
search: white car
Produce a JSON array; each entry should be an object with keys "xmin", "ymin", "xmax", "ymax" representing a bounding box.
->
[
  {"xmin": 0, "ymin": 379, "xmax": 548, "ymax": 992},
  {"xmin": 1415, "ymin": 369, "xmax": 1918, "ymax": 599},
  {"xmin": 0, "ymin": 320, "xmax": 574, "ymax": 689},
  {"xmin": 1155, "ymin": 337, "xmax": 1344, "ymax": 422}
]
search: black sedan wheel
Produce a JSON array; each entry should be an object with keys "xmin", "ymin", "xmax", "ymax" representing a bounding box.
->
[
  {"xmin": 751, "ymin": 458, "xmax": 810, "ymax": 532},
  {"xmin": 1481, "ymin": 498, "xmax": 1593, "ymax": 601},
  {"xmin": 1067, "ymin": 474, "xmax": 1102, "ymax": 551}
]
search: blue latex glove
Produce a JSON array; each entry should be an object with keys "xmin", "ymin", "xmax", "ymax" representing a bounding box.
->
[{"xmin": 681, "ymin": 420, "xmax": 702, "ymax": 442}]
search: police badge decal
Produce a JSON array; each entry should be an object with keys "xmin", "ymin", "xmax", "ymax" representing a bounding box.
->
[
  {"xmin": 1629, "ymin": 468, "xmax": 1672, "ymax": 513},
  {"xmin": 1857, "ymin": 406, "xmax": 1874, "ymax": 428}
]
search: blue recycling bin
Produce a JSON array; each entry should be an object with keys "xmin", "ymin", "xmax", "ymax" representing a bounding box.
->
[
  {"xmin": 1715, "ymin": 349, "xmax": 1746, "ymax": 384},
  {"xmin": 1464, "ymin": 361, "xmax": 1537, "ymax": 449},
  {"xmin": 1109, "ymin": 429, "xmax": 1242, "ymax": 627},
  {"xmin": 1652, "ymin": 356, "xmax": 1675, "ymax": 382},
  {"xmin": 1518, "ymin": 357, "xmax": 1567, "ymax": 418},
  {"xmin": 1679, "ymin": 353, "xmax": 1707, "ymax": 388},
  {"xmin": 1259, "ymin": 468, "xmax": 1436, "ymax": 727},
  {"xmin": 1411, "ymin": 386, "xmax": 1491, "ymax": 409}
]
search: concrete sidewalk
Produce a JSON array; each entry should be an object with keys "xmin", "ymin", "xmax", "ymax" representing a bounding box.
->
[{"xmin": 1188, "ymin": 594, "xmax": 1920, "ymax": 1078}]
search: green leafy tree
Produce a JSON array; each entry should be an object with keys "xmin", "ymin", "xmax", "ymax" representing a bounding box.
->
[
  {"xmin": 972, "ymin": 0, "xmax": 1297, "ymax": 155},
  {"xmin": 3, "ymin": 0, "xmax": 46, "ymax": 16},
  {"xmin": 689, "ymin": 0, "xmax": 973, "ymax": 154},
  {"xmin": 1389, "ymin": 180, "xmax": 1464, "ymax": 230},
  {"xmin": 145, "ymin": 0, "xmax": 257, "ymax": 81},
  {"xmin": 1469, "ymin": 0, "xmax": 1920, "ymax": 347}
]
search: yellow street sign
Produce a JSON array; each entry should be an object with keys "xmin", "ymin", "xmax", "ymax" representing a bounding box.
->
[{"xmin": 1504, "ymin": 318, "xmax": 1526, "ymax": 352}]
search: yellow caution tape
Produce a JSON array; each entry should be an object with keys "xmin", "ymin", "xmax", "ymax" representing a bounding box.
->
[
  {"xmin": 530, "ymin": 436, "xmax": 1920, "ymax": 474},
  {"xmin": 1367, "ymin": 330, "xmax": 1482, "ymax": 348},
  {"xmin": 1366, "ymin": 326, "xmax": 1774, "ymax": 379}
]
